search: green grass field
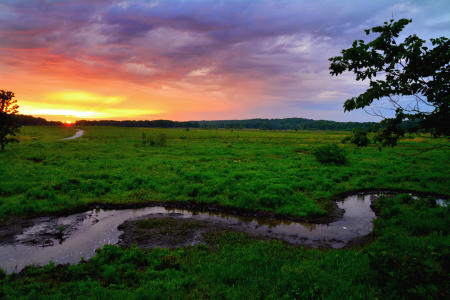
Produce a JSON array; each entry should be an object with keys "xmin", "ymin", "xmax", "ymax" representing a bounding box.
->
[
  {"xmin": 0, "ymin": 126, "xmax": 448, "ymax": 220},
  {"xmin": 0, "ymin": 126, "xmax": 448, "ymax": 299}
]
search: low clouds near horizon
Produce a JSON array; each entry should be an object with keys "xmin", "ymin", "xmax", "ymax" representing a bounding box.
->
[{"xmin": 1, "ymin": 0, "xmax": 449, "ymax": 121}]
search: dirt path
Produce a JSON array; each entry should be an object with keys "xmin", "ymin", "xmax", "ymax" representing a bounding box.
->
[{"xmin": 61, "ymin": 129, "xmax": 84, "ymax": 140}]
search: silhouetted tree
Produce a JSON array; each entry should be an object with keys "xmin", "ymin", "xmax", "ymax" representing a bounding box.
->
[
  {"xmin": 330, "ymin": 19, "xmax": 449, "ymax": 147},
  {"xmin": 0, "ymin": 90, "xmax": 21, "ymax": 151}
]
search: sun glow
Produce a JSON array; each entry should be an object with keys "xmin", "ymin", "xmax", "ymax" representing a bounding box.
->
[
  {"xmin": 47, "ymin": 91, "xmax": 125, "ymax": 104},
  {"xmin": 17, "ymin": 100, "xmax": 164, "ymax": 121},
  {"xmin": 19, "ymin": 107, "xmax": 105, "ymax": 118}
]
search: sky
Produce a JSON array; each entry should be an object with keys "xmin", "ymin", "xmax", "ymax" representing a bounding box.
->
[{"xmin": 1, "ymin": 0, "xmax": 449, "ymax": 122}]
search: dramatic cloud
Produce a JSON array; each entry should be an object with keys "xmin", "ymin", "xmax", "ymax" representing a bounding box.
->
[{"xmin": 0, "ymin": 0, "xmax": 449, "ymax": 121}]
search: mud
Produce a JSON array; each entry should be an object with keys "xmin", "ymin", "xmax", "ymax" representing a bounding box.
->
[{"xmin": 118, "ymin": 214, "xmax": 229, "ymax": 248}]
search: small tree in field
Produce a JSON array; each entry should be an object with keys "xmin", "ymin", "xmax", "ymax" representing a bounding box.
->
[
  {"xmin": 0, "ymin": 90, "xmax": 21, "ymax": 151},
  {"xmin": 330, "ymin": 19, "xmax": 449, "ymax": 147}
]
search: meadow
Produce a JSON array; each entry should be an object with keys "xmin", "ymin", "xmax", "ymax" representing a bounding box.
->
[
  {"xmin": 0, "ymin": 126, "xmax": 448, "ymax": 220},
  {"xmin": 0, "ymin": 126, "xmax": 449, "ymax": 299}
]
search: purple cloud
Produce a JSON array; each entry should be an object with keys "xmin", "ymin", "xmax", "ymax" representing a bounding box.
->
[{"xmin": 1, "ymin": 0, "xmax": 449, "ymax": 121}]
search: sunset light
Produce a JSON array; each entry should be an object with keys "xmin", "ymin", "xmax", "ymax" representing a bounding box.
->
[
  {"xmin": 17, "ymin": 98, "xmax": 163, "ymax": 121},
  {"xmin": 19, "ymin": 107, "xmax": 104, "ymax": 119},
  {"xmin": 47, "ymin": 92, "xmax": 125, "ymax": 105},
  {"xmin": 1, "ymin": 1, "xmax": 446, "ymax": 122}
]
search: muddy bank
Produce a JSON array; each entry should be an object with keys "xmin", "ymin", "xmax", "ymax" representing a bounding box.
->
[
  {"xmin": 118, "ymin": 215, "xmax": 229, "ymax": 248},
  {"xmin": 117, "ymin": 209, "xmax": 371, "ymax": 250}
]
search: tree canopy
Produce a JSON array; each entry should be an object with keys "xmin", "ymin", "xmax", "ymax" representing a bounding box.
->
[
  {"xmin": 0, "ymin": 90, "xmax": 21, "ymax": 151},
  {"xmin": 329, "ymin": 19, "xmax": 449, "ymax": 146}
]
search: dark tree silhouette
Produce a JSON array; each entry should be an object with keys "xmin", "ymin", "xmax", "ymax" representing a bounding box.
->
[
  {"xmin": 330, "ymin": 19, "xmax": 449, "ymax": 147},
  {"xmin": 0, "ymin": 90, "xmax": 21, "ymax": 151}
]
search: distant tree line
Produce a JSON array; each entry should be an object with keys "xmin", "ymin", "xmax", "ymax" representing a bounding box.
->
[
  {"xmin": 13, "ymin": 115, "xmax": 422, "ymax": 132},
  {"xmin": 14, "ymin": 115, "xmax": 62, "ymax": 126},
  {"xmin": 75, "ymin": 118, "xmax": 377, "ymax": 131}
]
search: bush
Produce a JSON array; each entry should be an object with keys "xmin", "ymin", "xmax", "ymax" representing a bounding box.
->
[
  {"xmin": 312, "ymin": 144, "xmax": 347, "ymax": 164},
  {"xmin": 342, "ymin": 128, "xmax": 370, "ymax": 147}
]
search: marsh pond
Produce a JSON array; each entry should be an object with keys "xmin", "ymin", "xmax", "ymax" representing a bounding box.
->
[{"xmin": 0, "ymin": 193, "xmax": 384, "ymax": 273}]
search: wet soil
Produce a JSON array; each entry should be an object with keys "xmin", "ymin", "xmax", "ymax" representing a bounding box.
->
[{"xmin": 118, "ymin": 214, "xmax": 229, "ymax": 248}]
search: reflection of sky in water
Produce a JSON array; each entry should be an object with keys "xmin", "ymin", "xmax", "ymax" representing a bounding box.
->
[
  {"xmin": 435, "ymin": 199, "xmax": 448, "ymax": 207},
  {"xmin": 1, "ymin": 194, "xmax": 377, "ymax": 273}
]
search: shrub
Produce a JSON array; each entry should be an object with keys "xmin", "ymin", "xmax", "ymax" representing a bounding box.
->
[
  {"xmin": 342, "ymin": 128, "xmax": 370, "ymax": 147},
  {"xmin": 312, "ymin": 144, "xmax": 347, "ymax": 164}
]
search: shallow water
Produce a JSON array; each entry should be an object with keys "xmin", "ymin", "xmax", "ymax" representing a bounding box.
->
[{"xmin": 0, "ymin": 194, "xmax": 380, "ymax": 273}]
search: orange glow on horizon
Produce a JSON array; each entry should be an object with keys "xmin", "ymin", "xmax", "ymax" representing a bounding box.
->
[{"xmin": 0, "ymin": 47, "xmax": 261, "ymax": 122}]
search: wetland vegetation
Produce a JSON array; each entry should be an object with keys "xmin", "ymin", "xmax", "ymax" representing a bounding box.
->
[
  {"xmin": 0, "ymin": 126, "xmax": 448, "ymax": 220},
  {"xmin": 0, "ymin": 126, "xmax": 448, "ymax": 299},
  {"xmin": 0, "ymin": 192, "xmax": 448, "ymax": 299}
]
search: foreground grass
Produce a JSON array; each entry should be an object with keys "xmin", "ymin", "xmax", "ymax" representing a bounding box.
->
[
  {"xmin": 0, "ymin": 126, "xmax": 448, "ymax": 220},
  {"xmin": 1, "ymin": 194, "xmax": 448, "ymax": 299}
]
